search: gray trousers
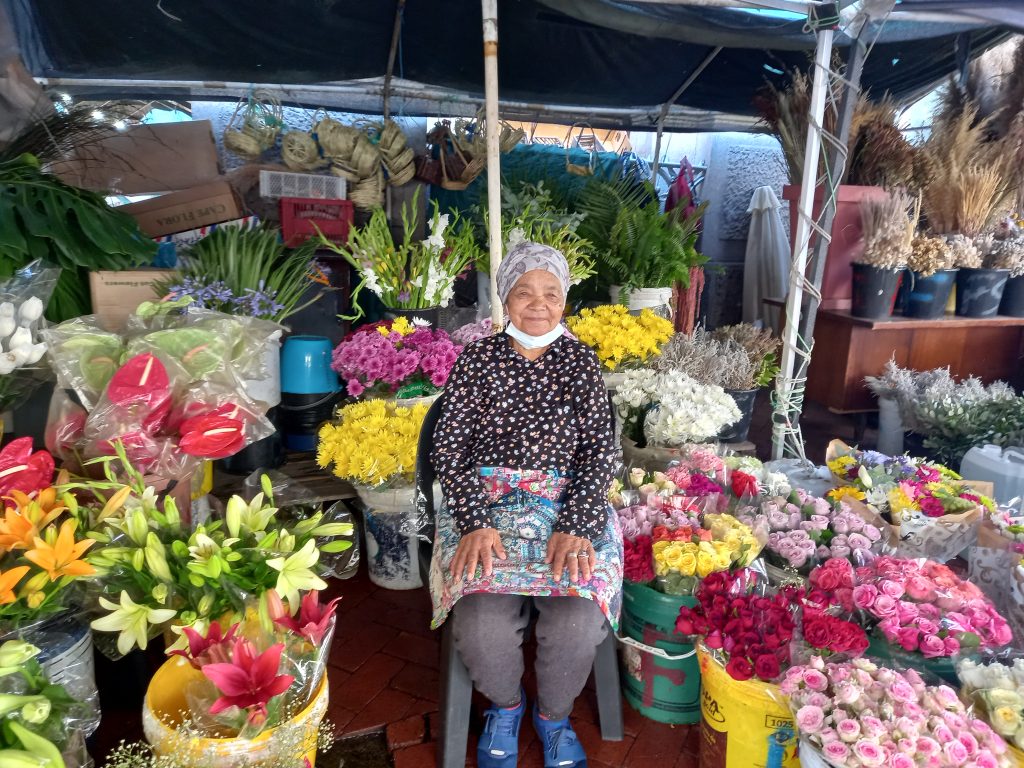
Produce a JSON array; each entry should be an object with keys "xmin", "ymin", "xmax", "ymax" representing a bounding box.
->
[{"xmin": 451, "ymin": 592, "xmax": 609, "ymax": 720}]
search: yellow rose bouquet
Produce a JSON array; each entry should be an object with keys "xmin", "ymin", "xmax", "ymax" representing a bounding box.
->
[
  {"xmin": 317, "ymin": 399, "xmax": 427, "ymax": 488},
  {"xmin": 650, "ymin": 513, "xmax": 762, "ymax": 595},
  {"xmin": 565, "ymin": 305, "xmax": 673, "ymax": 371}
]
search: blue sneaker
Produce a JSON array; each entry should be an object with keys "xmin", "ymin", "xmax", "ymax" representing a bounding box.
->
[
  {"xmin": 478, "ymin": 693, "xmax": 525, "ymax": 767},
  {"xmin": 532, "ymin": 705, "xmax": 588, "ymax": 768}
]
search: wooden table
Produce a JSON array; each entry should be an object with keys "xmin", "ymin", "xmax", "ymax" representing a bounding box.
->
[
  {"xmin": 212, "ymin": 452, "xmax": 357, "ymax": 504},
  {"xmin": 804, "ymin": 309, "xmax": 1024, "ymax": 413}
]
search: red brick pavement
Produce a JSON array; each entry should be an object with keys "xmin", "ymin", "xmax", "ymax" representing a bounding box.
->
[{"xmin": 331, "ymin": 566, "xmax": 700, "ymax": 768}]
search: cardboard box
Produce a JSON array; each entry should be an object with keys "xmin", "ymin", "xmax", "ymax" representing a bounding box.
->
[
  {"xmin": 49, "ymin": 121, "xmax": 222, "ymax": 195},
  {"xmin": 121, "ymin": 181, "xmax": 244, "ymax": 238},
  {"xmin": 89, "ymin": 270, "xmax": 175, "ymax": 331}
]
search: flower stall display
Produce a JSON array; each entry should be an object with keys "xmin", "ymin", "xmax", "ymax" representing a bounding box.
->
[
  {"xmin": 784, "ymin": 656, "xmax": 1011, "ymax": 768},
  {"xmin": 806, "ymin": 556, "xmax": 1011, "ymax": 683},
  {"xmin": 677, "ymin": 570, "xmax": 867, "ymax": 768},
  {"xmin": 42, "ymin": 304, "xmax": 279, "ymax": 484},
  {"xmin": 317, "ymin": 400, "xmax": 430, "ymax": 589},
  {"xmin": 826, "ymin": 440, "xmax": 990, "ymax": 562},
  {"xmin": 723, "ymin": 455, "xmax": 792, "ymax": 500},
  {"xmin": 651, "ymin": 514, "xmax": 763, "ymax": 595},
  {"xmin": 140, "ymin": 594, "xmax": 336, "ymax": 768},
  {"xmin": 329, "ymin": 317, "xmax": 462, "ymax": 401},
  {"xmin": 0, "ymin": 639, "xmax": 95, "ymax": 768},
  {"xmin": 735, "ymin": 489, "xmax": 894, "ymax": 584},
  {"xmin": 70, "ymin": 457, "xmax": 354, "ymax": 656},
  {"xmin": 0, "ymin": 261, "xmax": 58, "ymax": 432},
  {"xmin": 958, "ymin": 657, "xmax": 1024, "ymax": 757},
  {"xmin": 565, "ymin": 305, "xmax": 673, "ymax": 380},
  {"xmin": 317, "ymin": 189, "xmax": 479, "ymax": 320},
  {"xmin": 968, "ymin": 504, "xmax": 1024, "ymax": 645}
]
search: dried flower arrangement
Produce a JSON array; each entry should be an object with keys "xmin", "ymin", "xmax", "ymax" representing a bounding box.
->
[
  {"xmin": 653, "ymin": 328, "xmax": 776, "ymax": 390},
  {"xmin": 907, "ymin": 235, "xmax": 956, "ymax": 277},
  {"xmin": 990, "ymin": 239, "xmax": 1024, "ymax": 277},
  {"xmin": 915, "ymin": 103, "xmax": 1017, "ymax": 236},
  {"xmin": 710, "ymin": 324, "xmax": 781, "ymax": 388},
  {"xmin": 947, "ymin": 233, "xmax": 984, "ymax": 268},
  {"xmin": 856, "ymin": 190, "xmax": 918, "ymax": 270}
]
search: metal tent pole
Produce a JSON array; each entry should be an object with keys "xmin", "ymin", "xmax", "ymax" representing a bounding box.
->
[
  {"xmin": 651, "ymin": 47, "xmax": 722, "ymax": 182},
  {"xmin": 771, "ymin": 24, "xmax": 834, "ymax": 460},
  {"xmin": 482, "ymin": 0, "xmax": 504, "ymax": 328}
]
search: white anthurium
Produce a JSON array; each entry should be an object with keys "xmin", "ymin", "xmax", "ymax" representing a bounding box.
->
[
  {"xmin": 0, "ymin": 304, "xmax": 13, "ymax": 319},
  {"xmin": 16, "ymin": 298, "xmax": 43, "ymax": 325},
  {"xmin": 24, "ymin": 344, "xmax": 45, "ymax": 366},
  {"xmin": 6, "ymin": 328, "xmax": 31, "ymax": 352}
]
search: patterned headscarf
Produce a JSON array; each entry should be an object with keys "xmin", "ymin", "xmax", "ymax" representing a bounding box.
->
[{"xmin": 495, "ymin": 241, "xmax": 570, "ymax": 305}]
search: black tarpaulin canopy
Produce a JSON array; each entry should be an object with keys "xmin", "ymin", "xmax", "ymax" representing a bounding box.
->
[{"xmin": 2, "ymin": 0, "xmax": 1015, "ymax": 130}]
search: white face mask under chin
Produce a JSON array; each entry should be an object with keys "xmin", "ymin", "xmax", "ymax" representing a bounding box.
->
[{"xmin": 505, "ymin": 321, "xmax": 563, "ymax": 350}]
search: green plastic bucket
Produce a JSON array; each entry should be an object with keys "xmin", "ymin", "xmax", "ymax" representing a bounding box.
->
[{"xmin": 619, "ymin": 581, "xmax": 701, "ymax": 724}]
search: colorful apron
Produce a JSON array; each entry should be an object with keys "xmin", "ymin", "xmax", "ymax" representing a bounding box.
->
[{"xmin": 429, "ymin": 467, "xmax": 624, "ymax": 630}]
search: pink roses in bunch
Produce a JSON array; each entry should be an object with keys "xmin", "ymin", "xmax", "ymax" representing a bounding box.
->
[
  {"xmin": 808, "ymin": 556, "xmax": 1013, "ymax": 658},
  {"xmin": 784, "ymin": 656, "xmax": 1010, "ymax": 768},
  {"xmin": 331, "ymin": 320, "xmax": 462, "ymax": 398}
]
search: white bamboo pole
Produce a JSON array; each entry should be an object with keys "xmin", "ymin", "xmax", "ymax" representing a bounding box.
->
[
  {"xmin": 482, "ymin": 0, "xmax": 503, "ymax": 328},
  {"xmin": 771, "ymin": 26, "xmax": 834, "ymax": 460}
]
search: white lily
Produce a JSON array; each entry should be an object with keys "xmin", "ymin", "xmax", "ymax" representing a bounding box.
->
[
  {"xmin": 90, "ymin": 593, "xmax": 177, "ymax": 655},
  {"xmin": 267, "ymin": 539, "xmax": 327, "ymax": 611}
]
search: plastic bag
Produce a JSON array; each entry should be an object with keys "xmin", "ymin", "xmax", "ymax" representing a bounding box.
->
[
  {"xmin": 0, "ymin": 260, "xmax": 60, "ymax": 413},
  {"xmin": 39, "ymin": 315, "xmax": 124, "ymax": 411},
  {"xmin": 958, "ymin": 653, "xmax": 1024, "ymax": 755}
]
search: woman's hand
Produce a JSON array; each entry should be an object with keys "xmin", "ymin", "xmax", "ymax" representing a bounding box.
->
[
  {"xmin": 546, "ymin": 532, "xmax": 596, "ymax": 584},
  {"xmin": 450, "ymin": 528, "xmax": 507, "ymax": 581}
]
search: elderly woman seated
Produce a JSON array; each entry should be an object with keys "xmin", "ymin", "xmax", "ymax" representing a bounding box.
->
[{"xmin": 428, "ymin": 243, "xmax": 623, "ymax": 768}]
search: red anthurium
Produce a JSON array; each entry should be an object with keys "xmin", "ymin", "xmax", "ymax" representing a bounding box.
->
[
  {"xmin": 169, "ymin": 622, "xmax": 240, "ymax": 669},
  {"xmin": 273, "ymin": 591, "xmax": 341, "ymax": 645},
  {"xmin": 179, "ymin": 415, "xmax": 245, "ymax": 459},
  {"xmin": 107, "ymin": 354, "xmax": 171, "ymax": 407},
  {"xmin": 45, "ymin": 407, "xmax": 86, "ymax": 457},
  {"xmin": 202, "ymin": 639, "xmax": 294, "ymax": 723},
  {"xmin": 179, "ymin": 403, "xmax": 248, "ymax": 436},
  {"xmin": 0, "ymin": 438, "xmax": 55, "ymax": 496}
]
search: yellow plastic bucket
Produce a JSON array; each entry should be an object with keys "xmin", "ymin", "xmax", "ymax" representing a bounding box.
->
[
  {"xmin": 143, "ymin": 656, "xmax": 329, "ymax": 768},
  {"xmin": 697, "ymin": 645, "xmax": 798, "ymax": 768}
]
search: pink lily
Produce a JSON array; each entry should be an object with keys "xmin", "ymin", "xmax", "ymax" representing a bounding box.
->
[
  {"xmin": 202, "ymin": 639, "xmax": 294, "ymax": 723},
  {"xmin": 169, "ymin": 622, "xmax": 239, "ymax": 669},
  {"xmin": 273, "ymin": 590, "xmax": 341, "ymax": 645}
]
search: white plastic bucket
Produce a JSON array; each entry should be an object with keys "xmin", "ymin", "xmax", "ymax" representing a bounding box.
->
[
  {"xmin": 243, "ymin": 330, "xmax": 283, "ymax": 407},
  {"xmin": 610, "ymin": 286, "xmax": 673, "ymax": 314}
]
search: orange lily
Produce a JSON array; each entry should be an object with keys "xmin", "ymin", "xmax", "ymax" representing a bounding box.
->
[
  {"xmin": 24, "ymin": 520, "xmax": 95, "ymax": 581},
  {"xmin": 0, "ymin": 566, "xmax": 30, "ymax": 605},
  {"xmin": 5, "ymin": 488, "xmax": 66, "ymax": 516},
  {"xmin": 0, "ymin": 498, "xmax": 64, "ymax": 553}
]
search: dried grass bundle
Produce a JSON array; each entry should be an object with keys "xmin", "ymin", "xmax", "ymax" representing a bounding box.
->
[
  {"xmin": 916, "ymin": 104, "xmax": 1017, "ymax": 236},
  {"xmin": 857, "ymin": 190, "xmax": 918, "ymax": 269},
  {"xmin": 908, "ymin": 235, "xmax": 955, "ymax": 277}
]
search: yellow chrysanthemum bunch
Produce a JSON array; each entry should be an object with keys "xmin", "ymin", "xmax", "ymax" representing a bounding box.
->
[
  {"xmin": 566, "ymin": 305, "xmax": 673, "ymax": 370},
  {"xmin": 381, "ymin": 317, "xmax": 416, "ymax": 337},
  {"xmin": 316, "ymin": 399, "xmax": 428, "ymax": 487},
  {"xmin": 827, "ymin": 456, "xmax": 857, "ymax": 476}
]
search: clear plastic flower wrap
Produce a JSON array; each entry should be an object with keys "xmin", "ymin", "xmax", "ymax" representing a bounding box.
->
[
  {"xmin": 0, "ymin": 260, "xmax": 60, "ymax": 413},
  {"xmin": 957, "ymin": 653, "xmax": 1024, "ymax": 756},
  {"xmin": 40, "ymin": 315, "xmax": 124, "ymax": 411},
  {"xmin": 969, "ymin": 503, "xmax": 1024, "ymax": 647},
  {"xmin": 783, "ymin": 656, "xmax": 1012, "ymax": 768}
]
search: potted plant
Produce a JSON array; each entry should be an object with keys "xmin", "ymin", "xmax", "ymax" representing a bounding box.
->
[
  {"xmin": 851, "ymin": 191, "xmax": 916, "ymax": 319},
  {"xmin": 318, "ymin": 188, "xmax": 479, "ymax": 324},
  {"xmin": 329, "ymin": 316, "xmax": 462, "ymax": 404},
  {"xmin": 651, "ymin": 326, "xmax": 779, "ymax": 442},
  {"xmin": 564, "ymin": 305, "xmax": 674, "ymax": 390},
  {"xmin": 903, "ymin": 234, "xmax": 957, "ymax": 318},
  {"xmin": 758, "ymin": 78, "xmax": 910, "ymax": 310},
  {"xmin": 316, "ymin": 399, "xmax": 431, "ymax": 590},
  {"xmin": 141, "ymin": 594, "xmax": 336, "ymax": 767},
  {"xmin": 993, "ymin": 236, "xmax": 1024, "ymax": 316},
  {"xmin": 949, "ymin": 234, "xmax": 1010, "ymax": 317}
]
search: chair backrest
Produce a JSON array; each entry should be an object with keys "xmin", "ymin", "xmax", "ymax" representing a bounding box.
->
[{"xmin": 415, "ymin": 393, "xmax": 447, "ymax": 522}]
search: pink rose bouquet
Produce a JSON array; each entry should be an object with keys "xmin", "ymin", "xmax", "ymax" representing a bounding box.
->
[
  {"xmin": 331, "ymin": 317, "xmax": 462, "ymax": 399},
  {"xmin": 736, "ymin": 489, "xmax": 887, "ymax": 575},
  {"xmin": 784, "ymin": 656, "xmax": 1011, "ymax": 767},
  {"xmin": 807, "ymin": 556, "xmax": 1013, "ymax": 658}
]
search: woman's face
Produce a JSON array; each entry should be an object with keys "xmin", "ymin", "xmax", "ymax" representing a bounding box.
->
[{"xmin": 504, "ymin": 269, "xmax": 565, "ymax": 336}]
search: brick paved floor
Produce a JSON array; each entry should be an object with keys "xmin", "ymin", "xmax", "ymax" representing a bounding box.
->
[{"xmin": 323, "ymin": 566, "xmax": 700, "ymax": 768}]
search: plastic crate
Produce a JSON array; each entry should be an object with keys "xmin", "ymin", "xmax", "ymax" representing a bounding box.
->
[
  {"xmin": 260, "ymin": 170, "xmax": 346, "ymax": 200},
  {"xmin": 281, "ymin": 197, "xmax": 354, "ymax": 247}
]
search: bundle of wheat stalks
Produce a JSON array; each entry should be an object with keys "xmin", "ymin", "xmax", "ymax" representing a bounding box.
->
[{"xmin": 859, "ymin": 189, "xmax": 920, "ymax": 270}]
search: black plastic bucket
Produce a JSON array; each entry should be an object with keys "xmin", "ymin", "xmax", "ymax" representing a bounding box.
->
[
  {"xmin": 280, "ymin": 392, "xmax": 343, "ymax": 451},
  {"xmin": 718, "ymin": 388, "xmax": 759, "ymax": 443},
  {"xmin": 955, "ymin": 268, "xmax": 1010, "ymax": 318},
  {"xmin": 1000, "ymin": 275, "xmax": 1024, "ymax": 317},
  {"xmin": 384, "ymin": 306, "xmax": 440, "ymax": 327},
  {"xmin": 218, "ymin": 407, "xmax": 286, "ymax": 474},
  {"xmin": 905, "ymin": 269, "xmax": 957, "ymax": 319},
  {"xmin": 851, "ymin": 263, "xmax": 902, "ymax": 319}
]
